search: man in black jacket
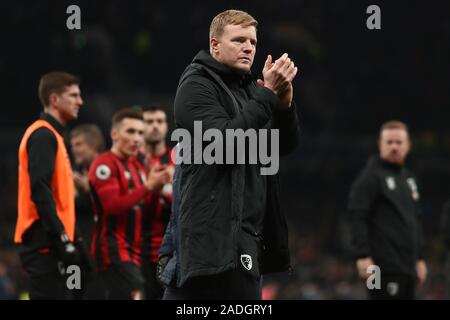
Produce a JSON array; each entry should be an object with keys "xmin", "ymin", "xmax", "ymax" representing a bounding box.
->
[
  {"xmin": 160, "ymin": 9, "xmax": 300, "ymax": 300},
  {"xmin": 348, "ymin": 120, "xmax": 427, "ymax": 300}
]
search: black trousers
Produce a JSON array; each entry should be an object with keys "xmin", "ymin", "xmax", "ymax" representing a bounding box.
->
[
  {"xmin": 163, "ymin": 268, "xmax": 261, "ymax": 300},
  {"xmin": 141, "ymin": 260, "xmax": 164, "ymax": 300},
  {"xmin": 368, "ymin": 273, "xmax": 416, "ymax": 300},
  {"xmin": 73, "ymin": 269, "xmax": 107, "ymax": 300},
  {"xmin": 102, "ymin": 263, "xmax": 145, "ymax": 300},
  {"xmin": 20, "ymin": 251, "xmax": 73, "ymax": 300}
]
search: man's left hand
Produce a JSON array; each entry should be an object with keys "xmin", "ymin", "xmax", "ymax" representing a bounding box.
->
[
  {"xmin": 257, "ymin": 79, "xmax": 294, "ymax": 109},
  {"xmin": 278, "ymin": 82, "xmax": 294, "ymax": 109},
  {"xmin": 74, "ymin": 171, "xmax": 90, "ymax": 193},
  {"xmin": 257, "ymin": 59, "xmax": 297, "ymax": 110}
]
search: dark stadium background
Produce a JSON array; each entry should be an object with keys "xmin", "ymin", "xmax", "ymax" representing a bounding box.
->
[{"xmin": 0, "ymin": 0, "xmax": 449, "ymax": 299}]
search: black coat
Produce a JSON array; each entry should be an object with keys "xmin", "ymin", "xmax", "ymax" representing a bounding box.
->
[
  {"xmin": 164, "ymin": 50, "xmax": 300, "ymax": 287},
  {"xmin": 347, "ymin": 155, "xmax": 425, "ymax": 276}
]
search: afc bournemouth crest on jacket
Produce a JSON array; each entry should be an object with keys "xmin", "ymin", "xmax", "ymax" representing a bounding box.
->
[
  {"xmin": 406, "ymin": 178, "xmax": 420, "ymax": 200},
  {"xmin": 240, "ymin": 254, "xmax": 252, "ymax": 271},
  {"xmin": 387, "ymin": 282, "xmax": 399, "ymax": 296},
  {"xmin": 385, "ymin": 176, "xmax": 396, "ymax": 190}
]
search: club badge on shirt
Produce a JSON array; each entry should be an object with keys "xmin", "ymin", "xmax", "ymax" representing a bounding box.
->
[
  {"xmin": 387, "ymin": 282, "xmax": 399, "ymax": 296},
  {"xmin": 406, "ymin": 177, "xmax": 420, "ymax": 200},
  {"xmin": 240, "ymin": 254, "xmax": 253, "ymax": 271},
  {"xmin": 385, "ymin": 176, "xmax": 396, "ymax": 190}
]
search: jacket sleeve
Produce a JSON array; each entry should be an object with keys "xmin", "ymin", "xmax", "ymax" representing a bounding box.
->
[
  {"xmin": 414, "ymin": 179, "xmax": 426, "ymax": 259},
  {"xmin": 174, "ymin": 76, "xmax": 278, "ymax": 134},
  {"xmin": 27, "ymin": 128, "xmax": 66, "ymax": 237},
  {"xmin": 347, "ymin": 170, "xmax": 379, "ymax": 258},
  {"xmin": 271, "ymin": 101, "xmax": 300, "ymax": 155},
  {"xmin": 416, "ymin": 212, "xmax": 426, "ymax": 260},
  {"xmin": 159, "ymin": 218, "xmax": 174, "ymax": 257}
]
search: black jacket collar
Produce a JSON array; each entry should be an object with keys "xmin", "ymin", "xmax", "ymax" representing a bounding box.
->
[
  {"xmin": 192, "ymin": 50, "xmax": 255, "ymax": 84},
  {"xmin": 369, "ymin": 155, "xmax": 403, "ymax": 172},
  {"xmin": 40, "ymin": 112, "xmax": 65, "ymax": 136}
]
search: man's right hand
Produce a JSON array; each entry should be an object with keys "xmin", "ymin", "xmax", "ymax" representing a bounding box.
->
[
  {"xmin": 260, "ymin": 53, "xmax": 298, "ymax": 96},
  {"xmin": 356, "ymin": 256, "xmax": 375, "ymax": 279},
  {"xmin": 156, "ymin": 255, "xmax": 171, "ymax": 288},
  {"xmin": 145, "ymin": 164, "xmax": 172, "ymax": 192},
  {"xmin": 53, "ymin": 232, "xmax": 81, "ymax": 267}
]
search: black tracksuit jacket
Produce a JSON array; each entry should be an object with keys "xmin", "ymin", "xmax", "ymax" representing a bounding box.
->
[
  {"xmin": 348, "ymin": 155, "xmax": 426, "ymax": 276},
  {"xmin": 168, "ymin": 50, "xmax": 300, "ymax": 286}
]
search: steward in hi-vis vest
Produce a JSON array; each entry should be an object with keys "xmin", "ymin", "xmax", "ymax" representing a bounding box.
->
[{"xmin": 15, "ymin": 72, "xmax": 86, "ymax": 300}]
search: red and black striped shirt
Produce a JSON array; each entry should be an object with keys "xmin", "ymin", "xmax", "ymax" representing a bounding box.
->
[
  {"xmin": 89, "ymin": 151, "xmax": 150, "ymax": 270},
  {"xmin": 139, "ymin": 148, "xmax": 174, "ymax": 264}
]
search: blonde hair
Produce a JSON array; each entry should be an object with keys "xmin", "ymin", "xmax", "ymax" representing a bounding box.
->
[
  {"xmin": 209, "ymin": 9, "xmax": 258, "ymax": 41},
  {"xmin": 379, "ymin": 120, "xmax": 410, "ymax": 139}
]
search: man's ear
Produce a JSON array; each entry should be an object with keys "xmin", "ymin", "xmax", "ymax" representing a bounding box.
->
[
  {"xmin": 48, "ymin": 92, "xmax": 59, "ymax": 108},
  {"xmin": 111, "ymin": 127, "xmax": 118, "ymax": 143},
  {"xmin": 210, "ymin": 38, "xmax": 220, "ymax": 55}
]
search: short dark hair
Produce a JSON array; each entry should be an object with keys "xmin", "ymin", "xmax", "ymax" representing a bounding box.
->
[
  {"xmin": 142, "ymin": 105, "xmax": 167, "ymax": 114},
  {"xmin": 112, "ymin": 108, "xmax": 143, "ymax": 127},
  {"xmin": 70, "ymin": 124, "xmax": 105, "ymax": 152},
  {"xmin": 38, "ymin": 71, "xmax": 80, "ymax": 108},
  {"xmin": 379, "ymin": 120, "xmax": 410, "ymax": 139}
]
